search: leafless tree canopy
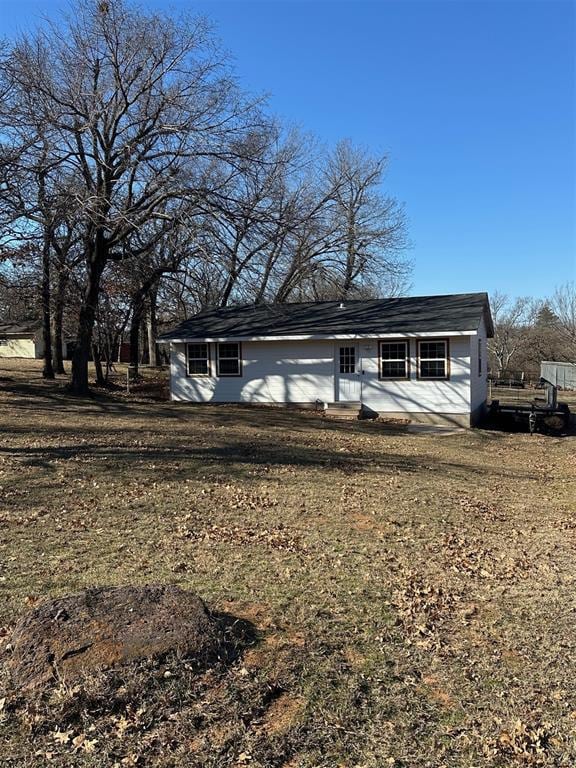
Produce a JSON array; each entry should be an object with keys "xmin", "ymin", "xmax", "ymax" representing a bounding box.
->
[
  {"xmin": 488, "ymin": 285, "xmax": 576, "ymax": 377},
  {"xmin": 0, "ymin": 0, "xmax": 411, "ymax": 392},
  {"xmin": 550, "ymin": 282, "xmax": 576, "ymax": 358}
]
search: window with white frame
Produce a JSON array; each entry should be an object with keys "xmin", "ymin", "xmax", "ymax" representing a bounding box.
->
[
  {"xmin": 217, "ymin": 342, "xmax": 241, "ymax": 376},
  {"xmin": 380, "ymin": 341, "xmax": 409, "ymax": 379},
  {"xmin": 418, "ymin": 340, "xmax": 449, "ymax": 379},
  {"xmin": 187, "ymin": 343, "xmax": 210, "ymax": 376}
]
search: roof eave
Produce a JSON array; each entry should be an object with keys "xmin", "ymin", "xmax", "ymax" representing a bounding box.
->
[{"xmin": 160, "ymin": 329, "xmax": 478, "ymax": 343}]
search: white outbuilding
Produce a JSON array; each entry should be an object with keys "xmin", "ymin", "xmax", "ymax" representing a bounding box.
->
[
  {"xmin": 160, "ymin": 292, "xmax": 494, "ymax": 427},
  {"xmin": 0, "ymin": 320, "xmax": 45, "ymax": 359}
]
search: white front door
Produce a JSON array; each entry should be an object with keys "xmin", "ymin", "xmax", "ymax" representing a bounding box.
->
[{"xmin": 335, "ymin": 343, "xmax": 361, "ymax": 401}]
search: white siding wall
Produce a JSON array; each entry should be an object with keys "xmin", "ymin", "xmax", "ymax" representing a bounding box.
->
[
  {"xmin": 359, "ymin": 337, "xmax": 471, "ymax": 415},
  {"xmin": 171, "ymin": 340, "xmax": 335, "ymax": 404},
  {"xmin": 469, "ymin": 316, "xmax": 489, "ymax": 414},
  {"xmin": 170, "ymin": 335, "xmax": 475, "ymax": 418},
  {"xmin": 0, "ymin": 337, "xmax": 38, "ymax": 358}
]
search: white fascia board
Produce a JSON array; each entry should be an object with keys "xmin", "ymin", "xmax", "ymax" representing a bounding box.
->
[{"xmin": 164, "ymin": 330, "xmax": 476, "ymax": 343}]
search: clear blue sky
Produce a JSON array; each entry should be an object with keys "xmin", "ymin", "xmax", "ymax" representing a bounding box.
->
[{"xmin": 1, "ymin": 0, "xmax": 574, "ymax": 299}]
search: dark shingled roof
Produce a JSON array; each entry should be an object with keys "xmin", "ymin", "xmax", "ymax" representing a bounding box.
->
[
  {"xmin": 0, "ymin": 319, "xmax": 41, "ymax": 336},
  {"xmin": 160, "ymin": 293, "xmax": 493, "ymax": 341}
]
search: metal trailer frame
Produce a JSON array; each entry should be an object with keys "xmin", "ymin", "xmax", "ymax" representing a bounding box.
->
[{"xmin": 489, "ymin": 379, "xmax": 571, "ymax": 435}]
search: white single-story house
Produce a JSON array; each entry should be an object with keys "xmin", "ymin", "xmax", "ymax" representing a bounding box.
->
[
  {"xmin": 160, "ymin": 292, "xmax": 494, "ymax": 426},
  {"xmin": 0, "ymin": 320, "xmax": 45, "ymax": 359}
]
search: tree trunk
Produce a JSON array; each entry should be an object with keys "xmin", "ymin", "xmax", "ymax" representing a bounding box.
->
[
  {"xmin": 147, "ymin": 285, "xmax": 159, "ymax": 366},
  {"xmin": 340, "ymin": 210, "xmax": 357, "ymax": 298},
  {"xmin": 130, "ymin": 277, "xmax": 162, "ymax": 375},
  {"xmin": 220, "ymin": 275, "xmax": 237, "ymax": 308},
  {"xmin": 52, "ymin": 267, "xmax": 68, "ymax": 374},
  {"xmin": 103, "ymin": 328, "xmax": 117, "ymax": 380},
  {"xmin": 92, "ymin": 343, "xmax": 105, "ymax": 386},
  {"xmin": 129, "ymin": 294, "xmax": 145, "ymax": 377},
  {"xmin": 254, "ymin": 240, "xmax": 284, "ymax": 304},
  {"xmin": 70, "ymin": 240, "xmax": 106, "ymax": 395},
  {"xmin": 41, "ymin": 234, "xmax": 54, "ymax": 379}
]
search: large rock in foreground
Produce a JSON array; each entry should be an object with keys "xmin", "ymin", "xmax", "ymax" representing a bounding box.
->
[{"xmin": 7, "ymin": 585, "xmax": 221, "ymax": 690}]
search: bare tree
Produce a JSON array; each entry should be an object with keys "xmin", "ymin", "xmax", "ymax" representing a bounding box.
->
[
  {"xmin": 0, "ymin": 248, "xmax": 38, "ymax": 320},
  {"xmin": 488, "ymin": 291, "xmax": 533, "ymax": 376},
  {"xmin": 0, "ymin": 1, "xmax": 414, "ymax": 387},
  {"xmin": 0, "ymin": 142, "xmax": 67, "ymax": 378},
  {"xmin": 526, "ymin": 301, "xmax": 566, "ymax": 369},
  {"xmin": 550, "ymin": 282, "xmax": 576, "ymax": 360},
  {"xmin": 126, "ymin": 258, "xmax": 182, "ymax": 377},
  {"xmin": 191, "ymin": 127, "xmax": 308, "ymax": 306},
  {"xmin": 0, "ymin": 0, "xmax": 264, "ymax": 394},
  {"xmin": 265, "ymin": 141, "xmax": 410, "ymax": 302},
  {"xmin": 324, "ymin": 140, "xmax": 410, "ymax": 298},
  {"xmin": 50, "ymin": 215, "xmax": 83, "ymax": 374},
  {"xmin": 188, "ymin": 136, "xmax": 410, "ymax": 307}
]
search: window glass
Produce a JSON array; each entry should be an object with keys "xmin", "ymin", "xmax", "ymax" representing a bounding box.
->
[
  {"xmin": 380, "ymin": 341, "xmax": 408, "ymax": 378},
  {"xmin": 419, "ymin": 341, "xmax": 445, "ymax": 359},
  {"xmin": 187, "ymin": 343, "xmax": 209, "ymax": 376},
  {"xmin": 218, "ymin": 342, "xmax": 241, "ymax": 376},
  {"xmin": 339, "ymin": 346, "xmax": 356, "ymax": 374},
  {"xmin": 420, "ymin": 360, "xmax": 446, "ymax": 378},
  {"xmin": 218, "ymin": 343, "xmax": 239, "ymax": 359},
  {"xmin": 419, "ymin": 340, "xmax": 447, "ymax": 379}
]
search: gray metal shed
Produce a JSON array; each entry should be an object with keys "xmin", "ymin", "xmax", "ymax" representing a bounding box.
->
[{"xmin": 540, "ymin": 361, "xmax": 576, "ymax": 390}]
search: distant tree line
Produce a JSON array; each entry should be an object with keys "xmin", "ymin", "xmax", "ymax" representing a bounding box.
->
[
  {"xmin": 489, "ymin": 282, "xmax": 576, "ymax": 378},
  {"xmin": 0, "ymin": 0, "xmax": 410, "ymax": 393}
]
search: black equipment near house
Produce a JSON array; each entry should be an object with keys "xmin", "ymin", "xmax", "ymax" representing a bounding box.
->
[{"xmin": 489, "ymin": 378, "xmax": 571, "ymax": 434}]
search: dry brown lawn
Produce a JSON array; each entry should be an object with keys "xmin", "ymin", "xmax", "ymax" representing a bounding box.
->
[{"xmin": 0, "ymin": 359, "xmax": 575, "ymax": 767}]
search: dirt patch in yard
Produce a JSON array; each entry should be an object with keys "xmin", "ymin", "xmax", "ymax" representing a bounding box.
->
[{"xmin": 7, "ymin": 585, "xmax": 223, "ymax": 690}]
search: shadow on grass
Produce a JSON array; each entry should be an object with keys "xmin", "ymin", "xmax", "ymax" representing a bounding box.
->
[
  {"xmin": 1, "ymin": 378, "xmax": 411, "ymax": 434},
  {"xmin": 0, "ymin": 433, "xmax": 543, "ymax": 482},
  {"xmin": 214, "ymin": 611, "xmax": 259, "ymax": 665},
  {"xmin": 0, "ymin": 379, "xmax": 544, "ymax": 480}
]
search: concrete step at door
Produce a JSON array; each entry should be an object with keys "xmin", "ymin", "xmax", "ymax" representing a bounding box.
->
[{"xmin": 323, "ymin": 402, "xmax": 362, "ymax": 419}]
